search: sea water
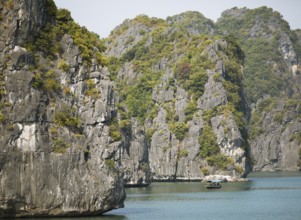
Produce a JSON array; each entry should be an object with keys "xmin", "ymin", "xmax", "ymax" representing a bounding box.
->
[{"xmin": 13, "ymin": 172, "xmax": 301, "ymax": 220}]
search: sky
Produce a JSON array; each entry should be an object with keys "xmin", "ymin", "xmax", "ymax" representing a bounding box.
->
[{"xmin": 53, "ymin": 0, "xmax": 301, "ymax": 38}]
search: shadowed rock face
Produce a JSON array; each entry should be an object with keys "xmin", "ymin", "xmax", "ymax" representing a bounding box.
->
[
  {"xmin": 217, "ymin": 7, "xmax": 301, "ymax": 172},
  {"xmin": 0, "ymin": 0, "xmax": 125, "ymax": 217},
  {"xmin": 247, "ymin": 97, "xmax": 301, "ymax": 171}
]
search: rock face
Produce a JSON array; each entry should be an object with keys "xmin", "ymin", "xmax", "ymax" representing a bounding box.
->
[
  {"xmin": 106, "ymin": 13, "xmax": 251, "ymax": 185},
  {"xmin": 217, "ymin": 6, "xmax": 301, "ymax": 171},
  {"xmin": 0, "ymin": 0, "xmax": 125, "ymax": 217},
  {"xmin": 249, "ymin": 101, "xmax": 301, "ymax": 171},
  {"xmin": 0, "ymin": 0, "xmax": 47, "ymax": 50},
  {"xmin": 1, "ymin": 2, "xmax": 300, "ymax": 216},
  {"xmin": 105, "ymin": 7, "xmax": 301, "ymax": 186}
]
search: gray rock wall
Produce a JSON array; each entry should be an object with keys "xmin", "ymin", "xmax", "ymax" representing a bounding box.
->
[
  {"xmin": 250, "ymin": 100, "xmax": 301, "ymax": 171},
  {"xmin": 106, "ymin": 27, "xmax": 250, "ymax": 184},
  {"xmin": 217, "ymin": 7, "xmax": 301, "ymax": 172},
  {"xmin": 0, "ymin": 0, "xmax": 125, "ymax": 217},
  {"xmin": 0, "ymin": 0, "xmax": 47, "ymax": 51}
]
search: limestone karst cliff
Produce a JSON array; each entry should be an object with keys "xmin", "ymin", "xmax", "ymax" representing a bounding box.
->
[
  {"xmin": 105, "ymin": 14, "xmax": 251, "ymax": 185},
  {"xmin": 105, "ymin": 8, "xmax": 301, "ymax": 186},
  {"xmin": 217, "ymin": 7, "xmax": 301, "ymax": 171},
  {"xmin": 0, "ymin": 0, "xmax": 125, "ymax": 217},
  {"xmin": 1, "ymin": 0, "xmax": 301, "ymax": 217}
]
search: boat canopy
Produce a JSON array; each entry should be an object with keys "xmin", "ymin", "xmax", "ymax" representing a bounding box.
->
[{"xmin": 211, "ymin": 179, "xmax": 223, "ymax": 183}]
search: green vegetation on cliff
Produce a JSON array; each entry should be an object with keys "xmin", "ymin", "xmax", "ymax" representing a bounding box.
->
[
  {"xmin": 198, "ymin": 125, "xmax": 220, "ymax": 158},
  {"xmin": 216, "ymin": 6, "xmax": 298, "ymax": 103},
  {"xmin": 217, "ymin": 7, "xmax": 301, "ymax": 153},
  {"xmin": 106, "ymin": 12, "xmax": 249, "ymax": 176},
  {"xmin": 24, "ymin": 2, "xmax": 108, "ymax": 66},
  {"xmin": 166, "ymin": 11, "xmax": 215, "ymax": 35}
]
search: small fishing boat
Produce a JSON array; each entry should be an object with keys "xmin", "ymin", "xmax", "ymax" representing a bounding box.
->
[{"xmin": 206, "ymin": 180, "xmax": 222, "ymax": 189}]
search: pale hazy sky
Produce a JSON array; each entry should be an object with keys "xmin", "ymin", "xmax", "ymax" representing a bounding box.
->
[{"xmin": 53, "ymin": 0, "xmax": 301, "ymax": 38}]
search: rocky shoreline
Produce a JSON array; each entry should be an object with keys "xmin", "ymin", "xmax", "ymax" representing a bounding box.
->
[
  {"xmin": 202, "ymin": 175, "xmax": 248, "ymax": 182},
  {"xmin": 125, "ymin": 175, "xmax": 248, "ymax": 187}
]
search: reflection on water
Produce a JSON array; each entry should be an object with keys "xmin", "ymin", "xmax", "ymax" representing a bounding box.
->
[
  {"xmin": 18, "ymin": 216, "xmax": 128, "ymax": 220},
  {"xmin": 248, "ymin": 171, "xmax": 301, "ymax": 178},
  {"xmin": 15, "ymin": 216, "xmax": 128, "ymax": 220}
]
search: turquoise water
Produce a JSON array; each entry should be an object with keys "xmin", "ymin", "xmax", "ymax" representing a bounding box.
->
[
  {"xmin": 105, "ymin": 172, "xmax": 301, "ymax": 220},
  {"xmin": 14, "ymin": 172, "xmax": 301, "ymax": 220}
]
